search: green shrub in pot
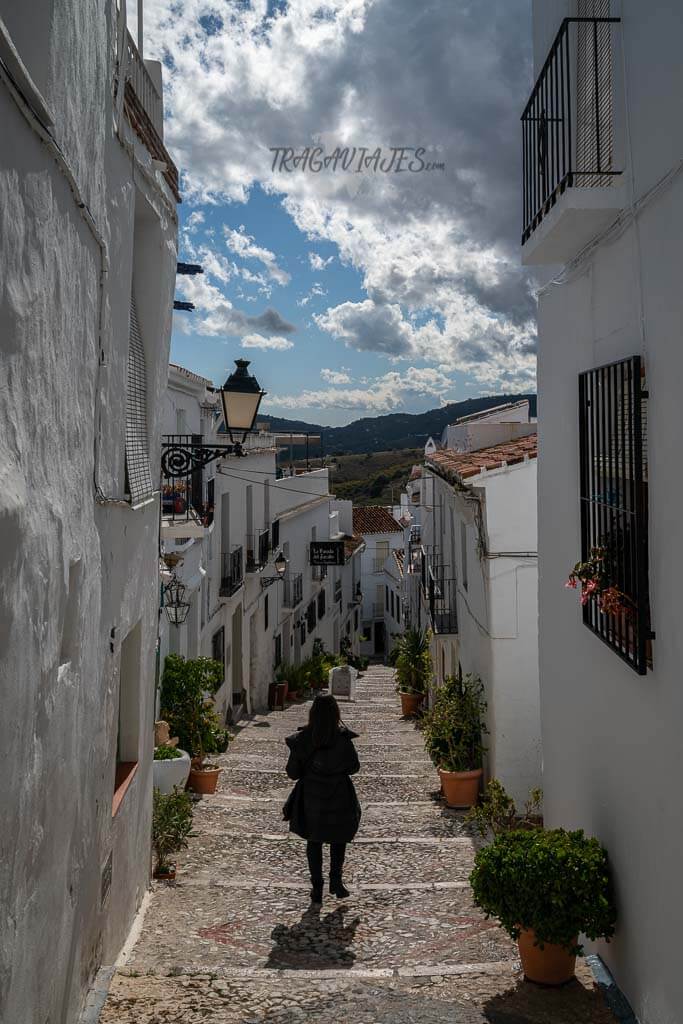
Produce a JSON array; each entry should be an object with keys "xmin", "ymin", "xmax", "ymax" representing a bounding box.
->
[
  {"xmin": 469, "ymin": 827, "xmax": 617, "ymax": 954},
  {"xmin": 422, "ymin": 673, "xmax": 487, "ymax": 772},
  {"xmin": 393, "ymin": 628, "xmax": 432, "ymax": 695}
]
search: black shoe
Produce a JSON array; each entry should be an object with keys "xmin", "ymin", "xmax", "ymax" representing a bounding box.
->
[
  {"xmin": 329, "ymin": 878, "xmax": 350, "ymax": 898},
  {"xmin": 310, "ymin": 883, "xmax": 323, "ymax": 904}
]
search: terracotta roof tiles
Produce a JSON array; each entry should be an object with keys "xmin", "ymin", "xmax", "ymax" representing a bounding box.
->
[
  {"xmin": 352, "ymin": 506, "xmax": 403, "ymax": 535},
  {"xmin": 426, "ymin": 434, "xmax": 538, "ymax": 482}
]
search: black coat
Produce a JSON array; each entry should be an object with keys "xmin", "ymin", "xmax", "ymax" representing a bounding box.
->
[{"xmin": 285, "ymin": 726, "xmax": 361, "ymax": 844}]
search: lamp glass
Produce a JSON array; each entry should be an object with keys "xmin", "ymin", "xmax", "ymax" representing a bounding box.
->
[
  {"xmin": 274, "ymin": 551, "xmax": 287, "ymax": 578},
  {"xmin": 220, "ymin": 359, "xmax": 266, "ymax": 442}
]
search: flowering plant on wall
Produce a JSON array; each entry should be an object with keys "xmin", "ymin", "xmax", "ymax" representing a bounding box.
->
[{"xmin": 565, "ymin": 547, "xmax": 631, "ymax": 616}]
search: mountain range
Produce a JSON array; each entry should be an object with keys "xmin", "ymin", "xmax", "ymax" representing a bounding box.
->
[{"xmin": 263, "ymin": 393, "xmax": 537, "ymax": 455}]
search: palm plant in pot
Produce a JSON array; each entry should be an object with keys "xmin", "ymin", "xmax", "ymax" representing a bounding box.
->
[
  {"xmin": 470, "ymin": 827, "xmax": 617, "ymax": 985},
  {"xmin": 422, "ymin": 673, "xmax": 487, "ymax": 807},
  {"xmin": 393, "ymin": 628, "xmax": 432, "ymax": 717},
  {"xmin": 160, "ymin": 655, "xmax": 229, "ymax": 795},
  {"xmin": 152, "ymin": 786, "xmax": 194, "ymax": 880}
]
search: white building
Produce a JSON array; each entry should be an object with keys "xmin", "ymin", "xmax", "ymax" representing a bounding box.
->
[
  {"xmin": 412, "ymin": 436, "xmax": 541, "ymax": 805},
  {"xmin": 352, "ymin": 506, "xmax": 405, "ymax": 658},
  {"xmin": 441, "ymin": 400, "xmax": 536, "ymax": 454},
  {"xmin": 0, "ymin": 5, "xmax": 178, "ymax": 1022},
  {"xmin": 526, "ymin": 2, "xmax": 683, "ymax": 1018},
  {"xmin": 159, "ymin": 366, "xmax": 365, "ymax": 719}
]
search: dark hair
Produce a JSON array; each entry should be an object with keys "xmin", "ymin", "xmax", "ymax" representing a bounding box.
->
[{"xmin": 308, "ymin": 694, "xmax": 341, "ymax": 749}]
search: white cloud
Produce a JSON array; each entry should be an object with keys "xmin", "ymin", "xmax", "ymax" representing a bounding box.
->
[
  {"xmin": 174, "ymin": 272, "xmax": 295, "ymax": 338},
  {"xmin": 241, "ymin": 333, "xmax": 295, "ymax": 351},
  {"xmin": 147, "ymin": 0, "xmax": 536, "ymax": 389},
  {"xmin": 297, "ymin": 282, "xmax": 327, "ymax": 307},
  {"xmin": 320, "ymin": 368, "xmax": 352, "ymax": 384},
  {"xmin": 224, "ymin": 227, "xmax": 290, "ymax": 286},
  {"xmin": 270, "ymin": 365, "xmax": 454, "ymax": 412},
  {"xmin": 309, "ymin": 252, "xmax": 334, "ymax": 271}
]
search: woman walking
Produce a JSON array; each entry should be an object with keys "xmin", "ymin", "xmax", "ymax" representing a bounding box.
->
[{"xmin": 284, "ymin": 694, "xmax": 361, "ymax": 904}]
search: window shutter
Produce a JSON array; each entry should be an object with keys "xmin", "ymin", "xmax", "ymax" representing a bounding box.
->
[{"xmin": 125, "ymin": 297, "xmax": 153, "ymax": 503}]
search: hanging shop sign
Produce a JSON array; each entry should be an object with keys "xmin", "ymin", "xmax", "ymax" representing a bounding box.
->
[{"xmin": 310, "ymin": 541, "xmax": 345, "ymax": 566}]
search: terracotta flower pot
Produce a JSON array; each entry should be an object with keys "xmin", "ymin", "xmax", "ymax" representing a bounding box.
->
[
  {"xmin": 399, "ymin": 692, "xmax": 423, "ymax": 717},
  {"xmin": 188, "ymin": 765, "xmax": 222, "ymax": 795},
  {"xmin": 153, "ymin": 865, "xmax": 176, "ymax": 881},
  {"xmin": 517, "ymin": 928, "xmax": 577, "ymax": 985},
  {"xmin": 438, "ymin": 767, "xmax": 482, "ymax": 808}
]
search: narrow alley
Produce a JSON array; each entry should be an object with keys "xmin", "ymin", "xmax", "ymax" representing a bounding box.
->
[{"xmin": 99, "ymin": 666, "xmax": 616, "ymax": 1024}]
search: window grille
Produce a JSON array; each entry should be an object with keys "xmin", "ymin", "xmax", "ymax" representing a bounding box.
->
[
  {"xmin": 211, "ymin": 627, "xmax": 225, "ymax": 666},
  {"xmin": 274, "ymin": 634, "xmax": 282, "ymax": 668},
  {"xmin": 125, "ymin": 297, "xmax": 153, "ymax": 503},
  {"xmin": 578, "ymin": 356, "xmax": 651, "ymax": 673},
  {"xmin": 317, "ymin": 589, "xmax": 326, "ymax": 619}
]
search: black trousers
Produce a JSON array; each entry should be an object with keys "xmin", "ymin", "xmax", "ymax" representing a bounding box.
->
[{"xmin": 306, "ymin": 841, "xmax": 346, "ymax": 882}]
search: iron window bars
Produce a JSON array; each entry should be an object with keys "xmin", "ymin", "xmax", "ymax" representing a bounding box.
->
[
  {"xmin": 283, "ymin": 572, "xmax": 303, "ymax": 608},
  {"xmin": 428, "ymin": 568, "xmax": 458, "ymax": 636},
  {"xmin": 578, "ymin": 355, "xmax": 651, "ymax": 674},
  {"xmin": 521, "ymin": 15, "xmax": 621, "ymax": 245},
  {"xmin": 220, "ymin": 546, "xmax": 244, "ymax": 598},
  {"xmin": 246, "ymin": 530, "xmax": 270, "ymax": 572}
]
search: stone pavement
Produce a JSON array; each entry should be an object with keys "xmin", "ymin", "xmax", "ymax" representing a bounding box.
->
[{"xmin": 100, "ymin": 665, "xmax": 618, "ymax": 1023}]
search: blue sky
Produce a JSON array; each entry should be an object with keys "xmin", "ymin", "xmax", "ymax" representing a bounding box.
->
[{"xmin": 143, "ymin": 0, "xmax": 537, "ymax": 425}]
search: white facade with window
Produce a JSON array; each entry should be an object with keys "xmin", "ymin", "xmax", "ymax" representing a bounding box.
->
[
  {"xmin": 404, "ymin": 437, "xmax": 541, "ymax": 806},
  {"xmin": 527, "ymin": 2, "xmax": 683, "ymax": 1018},
  {"xmin": 353, "ymin": 507, "xmax": 406, "ymax": 659},
  {"xmin": 0, "ymin": 5, "xmax": 177, "ymax": 1022}
]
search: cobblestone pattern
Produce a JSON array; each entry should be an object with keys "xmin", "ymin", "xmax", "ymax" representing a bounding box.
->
[{"xmin": 99, "ymin": 665, "xmax": 618, "ymax": 1024}]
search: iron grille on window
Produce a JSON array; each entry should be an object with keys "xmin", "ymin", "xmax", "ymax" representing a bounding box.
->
[
  {"xmin": 272, "ymin": 519, "xmax": 280, "ymax": 550},
  {"xmin": 220, "ymin": 546, "xmax": 243, "ymax": 597},
  {"xmin": 283, "ymin": 572, "xmax": 303, "ymax": 608},
  {"xmin": 274, "ymin": 634, "xmax": 282, "ymax": 668},
  {"xmin": 306, "ymin": 600, "xmax": 317, "ymax": 632},
  {"xmin": 578, "ymin": 355, "xmax": 651, "ymax": 674},
  {"xmin": 211, "ymin": 627, "xmax": 224, "ymax": 666},
  {"xmin": 521, "ymin": 12, "xmax": 620, "ymax": 245},
  {"xmin": 125, "ymin": 297, "xmax": 153, "ymax": 503},
  {"xmin": 317, "ymin": 589, "xmax": 326, "ymax": 619}
]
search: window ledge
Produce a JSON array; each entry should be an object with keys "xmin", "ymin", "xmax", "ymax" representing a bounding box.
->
[{"xmin": 112, "ymin": 761, "xmax": 138, "ymax": 817}]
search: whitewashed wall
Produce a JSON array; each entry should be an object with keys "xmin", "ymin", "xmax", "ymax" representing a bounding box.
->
[
  {"xmin": 533, "ymin": 2, "xmax": 683, "ymax": 1018},
  {"xmin": 0, "ymin": 4, "xmax": 177, "ymax": 1022}
]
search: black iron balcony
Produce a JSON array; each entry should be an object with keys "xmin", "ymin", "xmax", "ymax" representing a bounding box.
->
[
  {"xmin": 312, "ymin": 564, "xmax": 328, "ymax": 582},
  {"xmin": 428, "ymin": 571, "xmax": 458, "ymax": 635},
  {"xmin": 283, "ymin": 572, "xmax": 303, "ymax": 608},
  {"xmin": 246, "ymin": 530, "xmax": 270, "ymax": 572},
  {"xmin": 161, "ymin": 434, "xmax": 214, "ymax": 534},
  {"xmin": 521, "ymin": 16, "xmax": 621, "ymax": 246},
  {"xmin": 220, "ymin": 546, "xmax": 243, "ymax": 598}
]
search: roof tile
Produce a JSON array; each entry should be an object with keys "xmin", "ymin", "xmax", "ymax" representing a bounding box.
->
[
  {"xmin": 352, "ymin": 506, "xmax": 403, "ymax": 535},
  {"xmin": 426, "ymin": 434, "xmax": 538, "ymax": 483}
]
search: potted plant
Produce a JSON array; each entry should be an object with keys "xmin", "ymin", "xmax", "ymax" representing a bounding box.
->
[
  {"xmin": 275, "ymin": 664, "xmax": 289, "ymax": 706},
  {"xmin": 152, "ymin": 786, "xmax": 194, "ymax": 881},
  {"xmin": 470, "ymin": 828, "xmax": 617, "ymax": 985},
  {"xmin": 422, "ymin": 673, "xmax": 487, "ymax": 807},
  {"xmin": 565, "ymin": 545, "xmax": 632, "ymax": 617},
  {"xmin": 393, "ymin": 628, "xmax": 432, "ymax": 717},
  {"xmin": 152, "ymin": 743, "xmax": 191, "ymax": 795},
  {"xmin": 160, "ymin": 655, "xmax": 229, "ymax": 795}
]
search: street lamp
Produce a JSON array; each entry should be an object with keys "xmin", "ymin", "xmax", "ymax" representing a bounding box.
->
[
  {"xmin": 161, "ymin": 359, "xmax": 267, "ymax": 479},
  {"xmin": 164, "ymin": 575, "xmax": 190, "ymax": 626},
  {"xmin": 220, "ymin": 359, "xmax": 267, "ymax": 444},
  {"xmin": 260, "ymin": 550, "xmax": 288, "ymax": 589}
]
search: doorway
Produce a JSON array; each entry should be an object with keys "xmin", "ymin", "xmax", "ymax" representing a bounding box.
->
[{"xmin": 374, "ymin": 621, "xmax": 385, "ymax": 655}]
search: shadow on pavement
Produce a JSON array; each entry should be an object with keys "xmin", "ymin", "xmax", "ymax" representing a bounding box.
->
[{"xmin": 266, "ymin": 904, "xmax": 361, "ymax": 970}]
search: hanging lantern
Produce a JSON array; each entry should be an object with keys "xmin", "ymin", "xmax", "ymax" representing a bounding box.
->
[{"xmin": 164, "ymin": 575, "xmax": 190, "ymax": 626}]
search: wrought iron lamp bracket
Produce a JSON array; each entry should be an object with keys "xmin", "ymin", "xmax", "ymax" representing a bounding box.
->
[{"xmin": 161, "ymin": 441, "xmax": 244, "ymax": 479}]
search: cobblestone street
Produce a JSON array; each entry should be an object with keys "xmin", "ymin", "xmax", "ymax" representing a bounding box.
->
[{"xmin": 100, "ymin": 666, "xmax": 618, "ymax": 1023}]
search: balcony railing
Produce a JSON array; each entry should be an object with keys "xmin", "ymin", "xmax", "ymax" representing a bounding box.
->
[
  {"xmin": 521, "ymin": 17, "xmax": 621, "ymax": 245},
  {"xmin": 220, "ymin": 546, "xmax": 243, "ymax": 598},
  {"xmin": 428, "ymin": 572, "xmax": 458, "ymax": 635},
  {"xmin": 283, "ymin": 572, "xmax": 303, "ymax": 608},
  {"xmin": 120, "ymin": 29, "xmax": 180, "ymax": 201},
  {"xmin": 161, "ymin": 434, "xmax": 213, "ymax": 534},
  {"xmin": 311, "ymin": 564, "xmax": 328, "ymax": 581},
  {"xmin": 246, "ymin": 530, "xmax": 270, "ymax": 572}
]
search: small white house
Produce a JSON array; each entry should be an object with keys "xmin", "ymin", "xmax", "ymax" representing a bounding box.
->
[{"xmin": 353, "ymin": 506, "xmax": 405, "ymax": 658}]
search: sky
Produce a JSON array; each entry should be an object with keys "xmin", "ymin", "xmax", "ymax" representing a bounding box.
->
[{"xmin": 137, "ymin": 0, "xmax": 536, "ymax": 426}]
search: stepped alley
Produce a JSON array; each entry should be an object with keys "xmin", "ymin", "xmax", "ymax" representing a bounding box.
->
[{"xmin": 99, "ymin": 666, "xmax": 618, "ymax": 1023}]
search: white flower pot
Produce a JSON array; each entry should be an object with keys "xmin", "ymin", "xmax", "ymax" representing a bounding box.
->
[{"xmin": 153, "ymin": 749, "xmax": 191, "ymax": 795}]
